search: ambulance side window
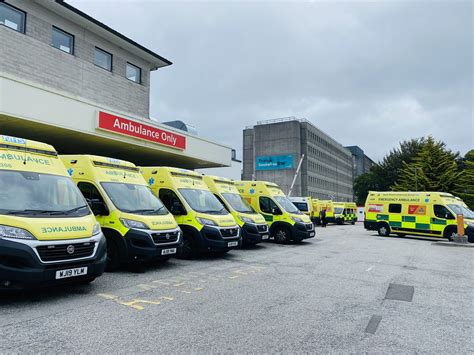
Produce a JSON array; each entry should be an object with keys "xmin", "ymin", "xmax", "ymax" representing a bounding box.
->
[
  {"xmin": 260, "ymin": 197, "xmax": 277, "ymax": 214},
  {"xmin": 77, "ymin": 182, "xmax": 105, "ymax": 203},
  {"xmin": 434, "ymin": 205, "xmax": 455, "ymax": 219},
  {"xmin": 389, "ymin": 204, "xmax": 402, "ymax": 213},
  {"xmin": 159, "ymin": 189, "xmax": 184, "ymax": 215}
]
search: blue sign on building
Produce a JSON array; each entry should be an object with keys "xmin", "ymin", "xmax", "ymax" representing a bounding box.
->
[{"xmin": 256, "ymin": 155, "xmax": 294, "ymax": 170}]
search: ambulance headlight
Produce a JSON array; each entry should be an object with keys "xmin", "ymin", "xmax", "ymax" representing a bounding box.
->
[
  {"xmin": 92, "ymin": 222, "xmax": 102, "ymax": 236},
  {"xmin": 290, "ymin": 216, "xmax": 303, "ymax": 223},
  {"xmin": 240, "ymin": 216, "xmax": 254, "ymax": 224},
  {"xmin": 120, "ymin": 218, "xmax": 149, "ymax": 229},
  {"xmin": 196, "ymin": 217, "xmax": 218, "ymax": 226},
  {"xmin": 0, "ymin": 225, "xmax": 36, "ymax": 240}
]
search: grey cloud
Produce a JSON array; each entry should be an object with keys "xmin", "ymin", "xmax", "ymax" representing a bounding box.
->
[{"xmin": 71, "ymin": 0, "xmax": 473, "ymax": 162}]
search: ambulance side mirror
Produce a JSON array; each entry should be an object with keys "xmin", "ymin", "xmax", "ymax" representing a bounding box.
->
[
  {"xmin": 272, "ymin": 207, "xmax": 282, "ymax": 215},
  {"xmin": 88, "ymin": 199, "xmax": 109, "ymax": 216},
  {"xmin": 170, "ymin": 201, "xmax": 185, "ymax": 215}
]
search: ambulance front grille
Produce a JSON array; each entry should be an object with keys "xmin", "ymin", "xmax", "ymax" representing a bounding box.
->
[{"xmin": 36, "ymin": 242, "xmax": 95, "ymax": 262}]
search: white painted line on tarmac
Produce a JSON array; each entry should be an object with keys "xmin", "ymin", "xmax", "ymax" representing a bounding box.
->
[{"xmin": 366, "ymin": 265, "xmax": 375, "ymax": 272}]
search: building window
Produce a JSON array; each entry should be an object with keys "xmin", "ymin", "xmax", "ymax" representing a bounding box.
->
[
  {"xmin": 52, "ymin": 26, "xmax": 74, "ymax": 54},
  {"xmin": 126, "ymin": 62, "xmax": 141, "ymax": 83},
  {"xmin": 0, "ymin": 2, "xmax": 26, "ymax": 33},
  {"xmin": 94, "ymin": 47, "xmax": 112, "ymax": 71}
]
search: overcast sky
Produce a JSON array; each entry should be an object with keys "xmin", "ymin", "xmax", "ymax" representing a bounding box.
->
[{"xmin": 72, "ymin": 0, "xmax": 473, "ymax": 163}]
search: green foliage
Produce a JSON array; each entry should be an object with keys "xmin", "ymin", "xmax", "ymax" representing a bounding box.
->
[
  {"xmin": 393, "ymin": 137, "xmax": 461, "ymax": 192},
  {"xmin": 353, "ymin": 138, "xmax": 425, "ymax": 204},
  {"xmin": 455, "ymin": 150, "xmax": 474, "ymax": 209}
]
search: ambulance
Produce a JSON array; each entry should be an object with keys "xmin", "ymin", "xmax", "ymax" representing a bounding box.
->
[
  {"xmin": 332, "ymin": 202, "xmax": 346, "ymax": 224},
  {"xmin": 236, "ymin": 181, "xmax": 315, "ymax": 243},
  {"xmin": 61, "ymin": 155, "xmax": 182, "ymax": 270},
  {"xmin": 313, "ymin": 199, "xmax": 334, "ymax": 224},
  {"xmin": 288, "ymin": 197, "xmax": 315, "ymax": 220},
  {"xmin": 203, "ymin": 175, "xmax": 269, "ymax": 245},
  {"xmin": 364, "ymin": 191, "xmax": 474, "ymax": 241},
  {"xmin": 343, "ymin": 202, "xmax": 358, "ymax": 224},
  {"xmin": 0, "ymin": 136, "xmax": 106, "ymax": 290},
  {"xmin": 141, "ymin": 167, "xmax": 241, "ymax": 258}
]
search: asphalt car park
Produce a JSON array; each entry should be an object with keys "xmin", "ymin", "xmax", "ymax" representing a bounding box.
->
[{"xmin": 0, "ymin": 224, "xmax": 472, "ymax": 353}]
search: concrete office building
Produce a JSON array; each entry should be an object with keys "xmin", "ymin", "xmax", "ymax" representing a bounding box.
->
[
  {"xmin": 242, "ymin": 117, "xmax": 353, "ymax": 201},
  {"xmin": 0, "ymin": 0, "xmax": 231, "ymax": 168},
  {"xmin": 345, "ymin": 145, "xmax": 376, "ymax": 179}
]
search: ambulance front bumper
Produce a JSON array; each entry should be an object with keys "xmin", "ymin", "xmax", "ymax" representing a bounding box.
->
[
  {"xmin": 241, "ymin": 223, "xmax": 269, "ymax": 245},
  {"xmin": 124, "ymin": 227, "xmax": 183, "ymax": 262},
  {"xmin": 0, "ymin": 233, "xmax": 107, "ymax": 291},
  {"xmin": 291, "ymin": 222, "xmax": 316, "ymax": 241},
  {"xmin": 199, "ymin": 225, "xmax": 242, "ymax": 252}
]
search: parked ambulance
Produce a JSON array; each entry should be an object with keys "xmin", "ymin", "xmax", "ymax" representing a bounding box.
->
[
  {"xmin": 203, "ymin": 175, "xmax": 269, "ymax": 245},
  {"xmin": 141, "ymin": 167, "xmax": 241, "ymax": 258},
  {"xmin": 332, "ymin": 202, "xmax": 346, "ymax": 224},
  {"xmin": 288, "ymin": 197, "xmax": 315, "ymax": 220},
  {"xmin": 236, "ymin": 181, "xmax": 315, "ymax": 243},
  {"xmin": 0, "ymin": 136, "xmax": 106, "ymax": 290},
  {"xmin": 313, "ymin": 199, "xmax": 334, "ymax": 224},
  {"xmin": 61, "ymin": 155, "xmax": 182, "ymax": 270},
  {"xmin": 364, "ymin": 191, "xmax": 474, "ymax": 242},
  {"xmin": 343, "ymin": 202, "xmax": 358, "ymax": 224}
]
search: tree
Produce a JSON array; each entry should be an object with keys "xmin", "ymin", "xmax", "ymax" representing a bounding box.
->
[
  {"xmin": 393, "ymin": 136, "xmax": 461, "ymax": 192},
  {"xmin": 353, "ymin": 138, "xmax": 425, "ymax": 204},
  {"xmin": 455, "ymin": 150, "xmax": 474, "ymax": 209}
]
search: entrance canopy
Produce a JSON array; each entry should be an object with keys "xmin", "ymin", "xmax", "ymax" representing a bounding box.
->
[{"xmin": 0, "ymin": 75, "xmax": 231, "ymax": 169}]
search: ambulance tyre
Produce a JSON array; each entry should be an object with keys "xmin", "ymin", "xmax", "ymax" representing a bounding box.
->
[
  {"xmin": 105, "ymin": 238, "xmax": 121, "ymax": 272},
  {"xmin": 443, "ymin": 226, "xmax": 457, "ymax": 241},
  {"xmin": 273, "ymin": 226, "xmax": 290, "ymax": 244},
  {"xmin": 180, "ymin": 235, "xmax": 198, "ymax": 260},
  {"xmin": 377, "ymin": 222, "xmax": 390, "ymax": 237}
]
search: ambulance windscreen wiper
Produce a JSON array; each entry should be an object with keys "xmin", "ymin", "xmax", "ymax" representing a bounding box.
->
[
  {"xmin": 128, "ymin": 206, "xmax": 167, "ymax": 215},
  {"xmin": 6, "ymin": 209, "xmax": 68, "ymax": 216}
]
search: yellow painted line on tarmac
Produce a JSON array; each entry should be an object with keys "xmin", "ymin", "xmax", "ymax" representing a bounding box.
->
[
  {"xmin": 97, "ymin": 293, "xmax": 119, "ymax": 300},
  {"xmin": 194, "ymin": 287, "xmax": 204, "ymax": 291},
  {"xmin": 173, "ymin": 282, "xmax": 185, "ymax": 287},
  {"xmin": 229, "ymin": 275, "xmax": 240, "ymax": 279},
  {"xmin": 181, "ymin": 290, "xmax": 192, "ymax": 294}
]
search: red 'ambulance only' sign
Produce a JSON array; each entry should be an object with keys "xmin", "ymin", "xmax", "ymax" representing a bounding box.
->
[{"xmin": 97, "ymin": 111, "xmax": 186, "ymax": 150}]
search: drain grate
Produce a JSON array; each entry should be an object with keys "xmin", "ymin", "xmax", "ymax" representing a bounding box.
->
[{"xmin": 384, "ymin": 283, "xmax": 414, "ymax": 302}]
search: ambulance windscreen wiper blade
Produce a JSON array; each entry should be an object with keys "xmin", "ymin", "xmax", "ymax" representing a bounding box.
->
[{"xmin": 6, "ymin": 209, "xmax": 65, "ymax": 216}]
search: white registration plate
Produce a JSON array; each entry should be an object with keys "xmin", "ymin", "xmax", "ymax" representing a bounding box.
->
[
  {"xmin": 55, "ymin": 267, "xmax": 87, "ymax": 280},
  {"xmin": 309, "ymin": 232, "xmax": 315, "ymax": 237},
  {"xmin": 261, "ymin": 234, "xmax": 269, "ymax": 240},
  {"xmin": 161, "ymin": 248, "xmax": 177, "ymax": 256},
  {"xmin": 228, "ymin": 241, "xmax": 239, "ymax": 247}
]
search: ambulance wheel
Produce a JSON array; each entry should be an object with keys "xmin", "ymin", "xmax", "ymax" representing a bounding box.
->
[
  {"xmin": 274, "ymin": 226, "xmax": 290, "ymax": 244},
  {"xmin": 377, "ymin": 223, "xmax": 390, "ymax": 237},
  {"xmin": 443, "ymin": 226, "xmax": 457, "ymax": 241},
  {"xmin": 105, "ymin": 238, "xmax": 120, "ymax": 272},
  {"xmin": 180, "ymin": 236, "xmax": 197, "ymax": 260}
]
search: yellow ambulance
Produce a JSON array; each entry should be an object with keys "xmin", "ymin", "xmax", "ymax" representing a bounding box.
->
[
  {"xmin": 343, "ymin": 202, "xmax": 358, "ymax": 224},
  {"xmin": 141, "ymin": 167, "xmax": 241, "ymax": 258},
  {"xmin": 203, "ymin": 175, "xmax": 269, "ymax": 245},
  {"xmin": 61, "ymin": 155, "xmax": 182, "ymax": 270},
  {"xmin": 0, "ymin": 136, "xmax": 106, "ymax": 290},
  {"xmin": 235, "ymin": 181, "xmax": 315, "ymax": 243},
  {"xmin": 364, "ymin": 191, "xmax": 474, "ymax": 241},
  {"xmin": 332, "ymin": 202, "xmax": 346, "ymax": 224}
]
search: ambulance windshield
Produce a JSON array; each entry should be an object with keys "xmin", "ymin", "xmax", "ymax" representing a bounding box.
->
[
  {"xmin": 222, "ymin": 193, "xmax": 255, "ymax": 214},
  {"xmin": 179, "ymin": 188, "xmax": 228, "ymax": 215},
  {"xmin": 101, "ymin": 182, "xmax": 168, "ymax": 215},
  {"xmin": 0, "ymin": 169, "xmax": 89, "ymax": 217},
  {"xmin": 448, "ymin": 204, "xmax": 474, "ymax": 219},
  {"xmin": 274, "ymin": 196, "xmax": 301, "ymax": 214}
]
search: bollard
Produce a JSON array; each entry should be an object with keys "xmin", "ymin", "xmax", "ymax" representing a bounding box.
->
[{"xmin": 457, "ymin": 214, "xmax": 465, "ymax": 236}]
